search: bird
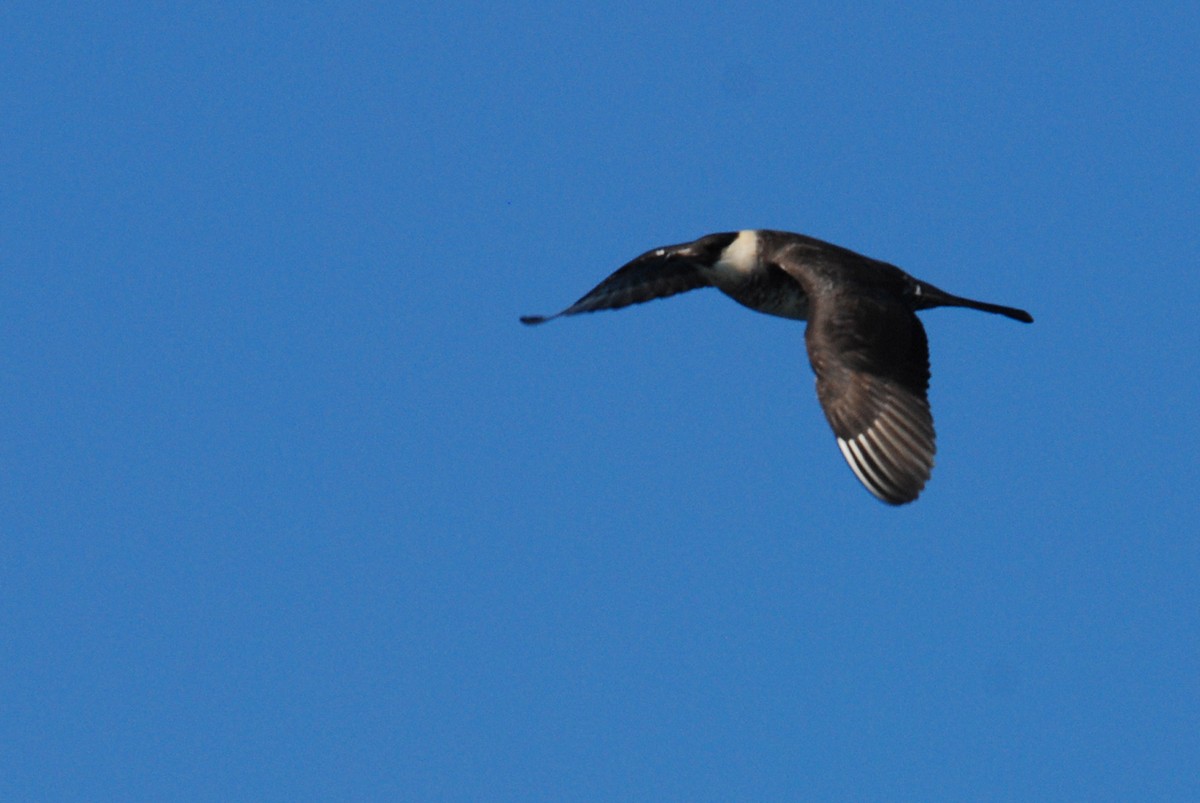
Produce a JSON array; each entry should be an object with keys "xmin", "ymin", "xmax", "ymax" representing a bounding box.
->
[{"xmin": 520, "ymin": 230, "xmax": 1033, "ymax": 505}]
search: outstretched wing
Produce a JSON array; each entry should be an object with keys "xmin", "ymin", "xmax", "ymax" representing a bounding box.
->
[
  {"xmin": 520, "ymin": 247, "xmax": 711, "ymax": 325},
  {"xmin": 805, "ymin": 296, "xmax": 936, "ymax": 505}
]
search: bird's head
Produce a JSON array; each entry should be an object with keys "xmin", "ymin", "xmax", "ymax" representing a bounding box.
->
[{"xmin": 662, "ymin": 231, "xmax": 759, "ymax": 276}]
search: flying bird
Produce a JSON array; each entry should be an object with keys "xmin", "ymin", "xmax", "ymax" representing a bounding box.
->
[{"xmin": 520, "ymin": 230, "xmax": 1033, "ymax": 505}]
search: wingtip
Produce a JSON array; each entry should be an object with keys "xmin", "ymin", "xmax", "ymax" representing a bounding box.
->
[
  {"xmin": 994, "ymin": 305, "xmax": 1034, "ymax": 324},
  {"xmin": 519, "ymin": 314, "xmax": 549, "ymax": 326}
]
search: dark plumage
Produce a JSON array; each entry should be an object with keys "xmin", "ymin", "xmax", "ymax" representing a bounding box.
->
[{"xmin": 521, "ymin": 230, "xmax": 1032, "ymax": 505}]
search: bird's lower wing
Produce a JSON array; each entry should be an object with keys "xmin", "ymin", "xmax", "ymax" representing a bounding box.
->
[
  {"xmin": 520, "ymin": 250, "xmax": 711, "ymax": 325},
  {"xmin": 806, "ymin": 300, "xmax": 935, "ymax": 505}
]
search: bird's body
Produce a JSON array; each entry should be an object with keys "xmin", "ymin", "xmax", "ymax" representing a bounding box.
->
[{"xmin": 521, "ymin": 230, "xmax": 1032, "ymax": 505}]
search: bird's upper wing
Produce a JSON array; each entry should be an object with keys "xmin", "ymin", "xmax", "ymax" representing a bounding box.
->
[
  {"xmin": 520, "ymin": 249, "xmax": 711, "ymax": 325},
  {"xmin": 804, "ymin": 295, "xmax": 936, "ymax": 505}
]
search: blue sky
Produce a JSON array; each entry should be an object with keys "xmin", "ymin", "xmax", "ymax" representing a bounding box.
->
[{"xmin": 3, "ymin": 2, "xmax": 1197, "ymax": 799}]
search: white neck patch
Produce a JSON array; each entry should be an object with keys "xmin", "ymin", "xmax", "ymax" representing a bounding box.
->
[{"xmin": 715, "ymin": 229, "xmax": 760, "ymax": 275}]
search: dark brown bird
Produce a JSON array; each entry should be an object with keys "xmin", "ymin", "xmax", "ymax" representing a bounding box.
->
[{"xmin": 521, "ymin": 230, "xmax": 1033, "ymax": 505}]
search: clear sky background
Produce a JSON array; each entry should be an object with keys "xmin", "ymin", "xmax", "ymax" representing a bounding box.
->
[{"xmin": 3, "ymin": 2, "xmax": 1197, "ymax": 799}]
